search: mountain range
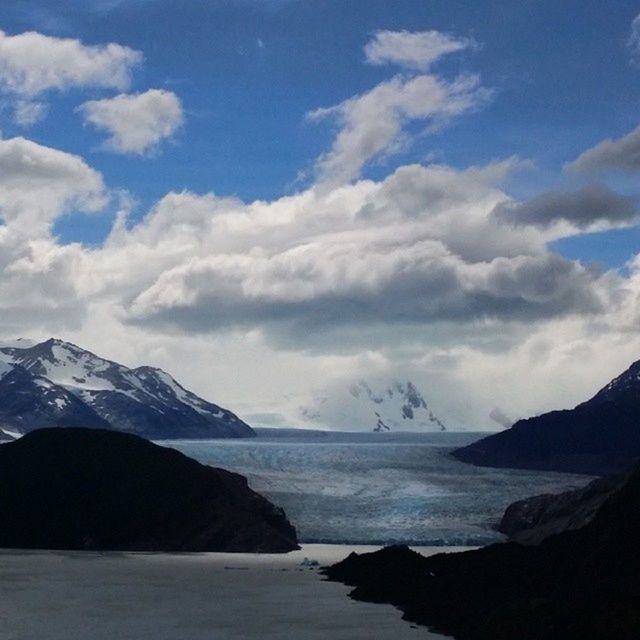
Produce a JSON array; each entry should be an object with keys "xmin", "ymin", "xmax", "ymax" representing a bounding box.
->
[
  {"xmin": 0, "ymin": 338, "xmax": 253, "ymax": 440},
  {"xmin": 299, "ymin": 380, "xmax": 446, "ymax": 432},
  {"xmin": 453, "ymin": 357, "xmax": 640, "ymax": 475}
]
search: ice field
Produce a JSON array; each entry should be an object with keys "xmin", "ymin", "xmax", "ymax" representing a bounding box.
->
[{"xmin": 168, "ymin": 430, "xmax": 592, "ymax": 545}]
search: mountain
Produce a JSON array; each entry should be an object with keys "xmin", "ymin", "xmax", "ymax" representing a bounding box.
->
[
  {"xmin": 0, "ymin": 428, "xmax": 298, "ymax": 552},
  {"xmin": 324, "ymin": 462, "xmax": 640, "ymax": 640},
  {"xmin": 299, "ymin": 380, "xmax": 446, "ymax": 432},
  {"xmin": 497, "ymin": 471, "xmax": 627, "ymax": 545},
  {"xmin": 0, "ymin": 338, "xmax": 254, "ymax": 439},
  {"xmin": 452, "ymin": 358, "xmax": 640, "ymax": 475}
]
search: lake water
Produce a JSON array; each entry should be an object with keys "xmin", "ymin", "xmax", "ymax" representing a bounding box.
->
[
  {"xmin": 0, "ymin": 545, "xmax": 456, "ymax": 640},
  {"xmin": 166, "ymin": 430, "xmax": 592, "ymax": 546}
]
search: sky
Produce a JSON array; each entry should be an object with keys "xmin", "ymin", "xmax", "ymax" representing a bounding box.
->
[{"xmin": 0, "ymin": 0, "xmax": 640, "ymax": 429}]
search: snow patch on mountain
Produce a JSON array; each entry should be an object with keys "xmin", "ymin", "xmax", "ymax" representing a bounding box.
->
[
  {"xmin": 0, "ymin": 338, "xmax": 254, "ymax": 439},
  {"xmin": 299, "ymin": 380, "xmax": 446, "ymax": 432}
]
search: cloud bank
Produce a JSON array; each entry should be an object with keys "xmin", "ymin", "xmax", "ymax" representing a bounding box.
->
[{"xmin": 0, "ymin": 27, "xmax": 638, "ymax": 429}]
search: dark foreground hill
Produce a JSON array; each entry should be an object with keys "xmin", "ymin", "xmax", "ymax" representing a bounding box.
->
[
  {"xmin": 324, "ymin": 464, "xmax": 640, "ymax": 640},
  {"xmin": 0, "ymin": 428, "xmax": 298, "ymax": 552},
  {"xmin": 452, "ymin": 359, "xmax": 640, "ymax": 475}
]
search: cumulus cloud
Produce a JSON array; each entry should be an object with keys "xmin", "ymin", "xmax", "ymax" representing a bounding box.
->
[
  {"xmin": 566, "ymin": 124, "xmax": 640, "ymax": 174},
  {"xmin": 125, "ymin": 244, "xmax": 604, "ymax": 333},
  {"xmin": 0, "ymin": 136, "xmax": 107, "ymax": 229},
  {"xmin": 0, "ymin": 24, "xmax": 639, "ymax": 431},
  {"xmin": 364, "ymin": 29, "xmax": 472, "ymax": 70},
  {"xmin": 78, "ymin": 89, "xmax": 184, "ymax": 156},
  {"xmin": 0, "ymin": 137, "xmax": 110, "ymax": 332},
  {"xmin": 0, "ymin": 236, "xmax": 89, "ymax": 332},
  {"xmin": 307, "ymin": 29, "xmax": 490, "ymax": 185},
  {"xmin": 50, "ymin": 160, "xmax": 597, "ymax": 337},
  {"xmin": 0, "ymin": 29, "xmax": 141, "ymax": 96},
  {"xmin": 494, "ymin": 185, "xmax": 638, "ymax": 229},
  {"xmin": 0, "ymin": 131, "xmax": 634, "ymax": 429},
  {"xmin": 309, "ymin": 73, "xmax": 490, "ymax": 184}
]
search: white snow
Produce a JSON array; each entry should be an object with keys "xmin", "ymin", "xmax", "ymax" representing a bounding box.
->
[
  {"xmin": 148, "ymin": 368, "xmax": 211, "ymax": 415},
  {"xmin": 300, "ymin": 379, "xmax": 446, "ymax": 432},
  {"xmin": 0, "ymin": 338, "xmax": 237, "ymax": 428},
  {"xmin": 42, "ymin": 345, "xmax": 117, "ymax": 391},
  {"xmin": 0, "ymin": 428, "xmax": 21, "ymax": 439}
]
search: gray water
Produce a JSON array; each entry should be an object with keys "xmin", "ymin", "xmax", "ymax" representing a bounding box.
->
[
  {"xmin": 0, "ymin": 545, "xmax": 452, "ymax": 640},
  {"xmin": 167, "ymin": 430, "xmax": 591, "ymax": 546}
]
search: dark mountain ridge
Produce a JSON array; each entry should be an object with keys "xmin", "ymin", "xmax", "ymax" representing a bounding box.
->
[{"xmin": 452, "ymin": 358, "xmax": 640, "ymax": 475}]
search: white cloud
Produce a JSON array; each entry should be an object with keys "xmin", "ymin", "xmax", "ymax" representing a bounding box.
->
[
  {"xmin": 12, "ymin": 100, "xmax": 48, "ymax": 126},
  {"xmin": 364, "ymin": 29, "xmax": 472, "ymax": 70},
  {"xmin": 0, "ymin": 133, "xmax": 635, "ymax": 429},
  {"xmin": 309, "ymin": 73, "xmax": 490, "ymax": 185},
  {"xmin": 0, "ymin": 29, "xmax": 141, "ymax": 96},
  {"xmin": 0, "ymin": 25, "xmax": 638, "ymax": 431},
  {"xmin": 0, "ymin": 136, "xmax": 107, "ymax": 230},
  {"xmin": 629, "ymin": 13, "xmax": 640, "ymax": 63},
  {"xmin": 79, "ymin": 89, "xmax": 184, "ymax": 156},
  {"xmin": 63, "ymin": 151, "xmax": 632, "ymax": 428},
  {"xmin": 305, "ymin": 29, "xmax": 490, "ymax": 185},
  {"xmin": 0, "ymin": 137, "xmax": 109, "ymax": 332},
  {"xmin": 64, "ymin": 159, "xmax": 602, "ymax": 339}
]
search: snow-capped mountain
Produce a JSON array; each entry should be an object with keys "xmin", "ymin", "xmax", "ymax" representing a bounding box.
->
[
  {"xmin": 453, "ymin": 356, "xmax": 640, "ymax": 475},
  {"xmin": 0, "ymin": 338, "xmax": 254, "ymax": 439},
  {"xmin": 589, "ymin": 358, "xmax": 640, "ymax": 404},
  {"xmin": 300, "ymin": 380, "xmax": 446, "ymax": 432}
]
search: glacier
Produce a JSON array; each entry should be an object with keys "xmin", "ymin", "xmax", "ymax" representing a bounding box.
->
[{"xmin": 167, "ymin": 430, "xmax": 592, "ymax": 546}]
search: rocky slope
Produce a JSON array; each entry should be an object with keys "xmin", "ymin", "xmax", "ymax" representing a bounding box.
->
[
  {"xmin": 325, "ymin": 463, "xmax": 640, "ymax": 639},
  {"xmin": 300, "ymin": 380, "xmax": 445, "ymax": 432},
  {"xmin": 0, "ymin": 338, "xmax": 253, "ymax": 439},
  {"xmin": 0, "ymin": 428, "xmax": 298, "ymax": 552},
  {"xmin": 497, "ymin": 472, "xmax": 625, "ymax": 545},
  {"xmin": 452, "ymin": 358, "xmax": 640, "ymax": 475}
]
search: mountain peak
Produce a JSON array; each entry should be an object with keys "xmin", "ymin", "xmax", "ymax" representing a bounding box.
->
[
  {"xmin": 301, "ymin": 378, "xmax": 446, "ymax": 432},
  {"xmin": 590, "ymin": 359, "xmax": 640, "ymax": 404},
  {"xmin": 0, "ymin": 338, "xmax": 254, "ymax": 440}
]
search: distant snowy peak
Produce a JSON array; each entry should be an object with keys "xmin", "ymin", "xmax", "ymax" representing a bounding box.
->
[
  {"xmin": 591, "ymin": 358, "xmax": 640, "ymax": 404},
  {"xmin": 301, "ymin": 380, "xmax": 446, "ymax": 432},
  {"xmin": 0, "ymin": 338, "xmax": 254, "ymax": 439}
]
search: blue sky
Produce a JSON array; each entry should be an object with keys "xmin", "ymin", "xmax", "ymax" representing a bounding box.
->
[
  {"xmin": 0, "ymin": 0, "xmax": 638, "ymax": 264},
  {"xmin": 1, "ymin": 1, "xmax": 640, "ymax": 429}
]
